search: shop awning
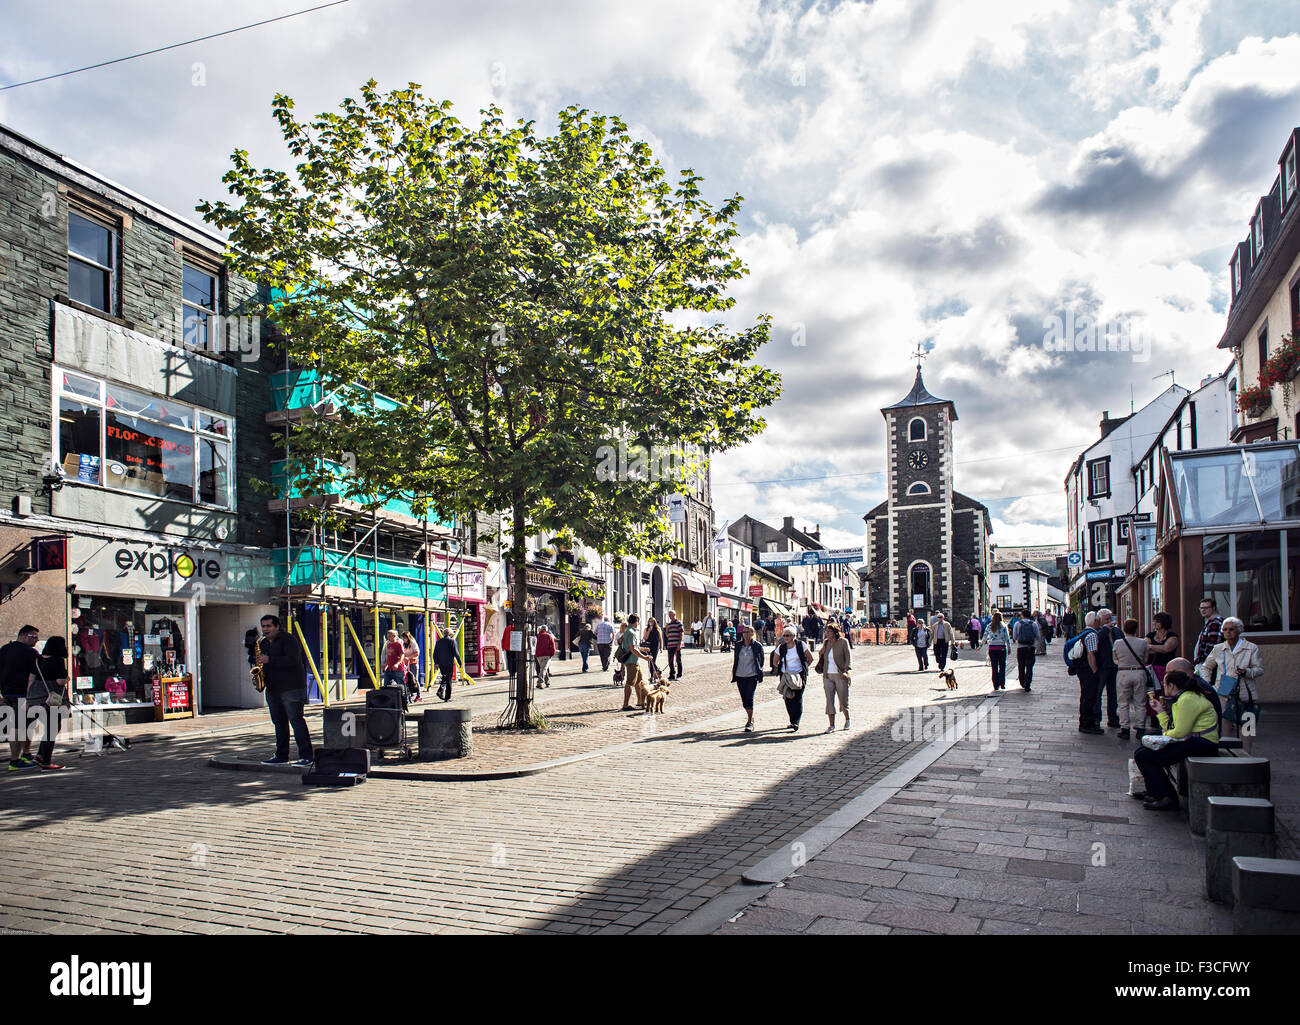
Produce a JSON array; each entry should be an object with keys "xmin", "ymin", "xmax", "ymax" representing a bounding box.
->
[
  {"xmin": 704, "ymin": 581, "xmax": 721, "ymax": 598},
  {"xmin": 760, "ymin": 597, "xmax": 795, "ymax": 618},
  {"xmin": 671, "ymin": 572, "xmax": 705, "ymax": 594}
]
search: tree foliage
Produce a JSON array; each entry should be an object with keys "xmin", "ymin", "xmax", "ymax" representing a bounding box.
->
[{"xmin": 200, "ymin": 81, "xmax": 778, "ymax": 560}]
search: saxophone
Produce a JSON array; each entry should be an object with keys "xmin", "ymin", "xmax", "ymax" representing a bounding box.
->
[{"xmin": 250, "ymin": 633, "xmax": 267, "ymax": 692}]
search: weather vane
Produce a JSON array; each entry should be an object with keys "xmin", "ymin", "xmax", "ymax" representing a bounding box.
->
[{"xmin": 911, "ymin": 341, "xmax": 931, "ymax": 372}]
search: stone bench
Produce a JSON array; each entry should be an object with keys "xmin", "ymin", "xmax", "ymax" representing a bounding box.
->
[
  {"xmin": 419, "ymin": 707, "xmax": 472, "ymax": 761},
  {"xmin": 1185, "ymin": 757, "xmax": 1270, "ymax": 837},
  {"xmin": 1231, "ymin": 857, "xmax": 1300, "ymax": 934},
  {"xmin": 1205, "ymin": 798, "xmax": 1275, "ymax": 905}
]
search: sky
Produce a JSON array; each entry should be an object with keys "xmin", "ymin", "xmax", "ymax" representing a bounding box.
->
[{"xmin": 3, "ymin": 0, "xmax": 1299, "ymax": 552}]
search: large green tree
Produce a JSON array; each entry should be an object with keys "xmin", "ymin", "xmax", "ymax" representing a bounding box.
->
[{"xmin": 200, "ymin": 81, "xmax": 778, "ymax": 725}]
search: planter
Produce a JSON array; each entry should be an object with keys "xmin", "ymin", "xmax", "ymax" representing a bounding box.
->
[{"xmin": 1246, "ymin": 398, "xmax": 1270, "ymax": 419}]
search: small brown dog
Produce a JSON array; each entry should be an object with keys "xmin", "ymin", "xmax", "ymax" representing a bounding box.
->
[
  {"xmin": 645, "ymin": 682, "xmax": 670, "ymax": 713},
  {"xmin": 939, "ymin": 668, "xmax": 957, "ymax": 690}
]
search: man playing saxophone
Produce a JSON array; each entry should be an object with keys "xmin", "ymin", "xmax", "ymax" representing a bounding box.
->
[{"xmin": 253, "ymin": 615, "xmax": 314, "ymax": 767}]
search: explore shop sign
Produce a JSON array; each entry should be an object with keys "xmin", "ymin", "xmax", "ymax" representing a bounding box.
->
[{"xmin": 69, "ymin": 536, "xmax": 274, "ymax": 602}]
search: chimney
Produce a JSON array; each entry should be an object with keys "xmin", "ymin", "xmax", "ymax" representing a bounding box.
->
[{"xmin": 783, "ymin": 516, "xmax": 794, "ymax": 531}]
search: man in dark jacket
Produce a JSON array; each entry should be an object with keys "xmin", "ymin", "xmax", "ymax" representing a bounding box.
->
[
  {"xmin": 433, "ymin": 631, "xmax": 459, "ymax": 701},
  {"xmin": 254, "ymin": 615, "xmax": 313, "ymax": 766},
  {"xmin": 1, "ymin": 625, "xmax": 41, "ymax": 770}
]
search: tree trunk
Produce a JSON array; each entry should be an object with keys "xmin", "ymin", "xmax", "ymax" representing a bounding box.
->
[{"xmin": 511, "ymin": 498, "xmax": 532, "ymax": 728}]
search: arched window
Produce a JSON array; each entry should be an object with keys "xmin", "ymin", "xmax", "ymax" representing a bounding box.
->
[
  {"xmin": 908, "ymin": 417, "xmax": 927, "ymax": 442},
  {"xmin": 907, "ymin": 482, "xmax": 931, "ymax": 496}
]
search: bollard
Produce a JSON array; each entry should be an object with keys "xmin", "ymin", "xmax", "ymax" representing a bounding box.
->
[
  {"xmin": 322, "ymin": 706, "xmax": 367, "ymax": 750},
  {"xmin": 1204, "ymin": 798, "xmax": 1275, "ymax": 905},
  {"xmin": 1185, "ymin": 757, "xmax": 1270, "ymax": 837},
  {"xmin": 1231, "ymin": 857, "xmax": 1300, "ymax": 935},
  {"xmin": 419, "ymin": 707, "xmax": 473, "ymax": 761}
]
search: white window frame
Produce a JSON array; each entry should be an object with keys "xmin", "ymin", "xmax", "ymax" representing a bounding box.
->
[
  {"xmin": 1253, "ymin": 214, "xmax": 1264, "ymax": 259},
  {"xmin": 52, "ymin": 365, "xmax": 236, "ymax": 510},
  {"xmin": 908, "ymin": 417, "xmax": 927, "ymax": 442},
  {"xmin": 1286, "ymin": 147, "xmax": 1297, "ymax": 207},
  {"xmin": 906, "ymin": 481, "xmax": 931, "ymax": 496},
  {"xmin": 1232, "ymin": 253, "xmax": 1241, "ymax": 297},
  {"xmin": 67, "ymin": 208, "xmax": 118, "ymax": 316}
]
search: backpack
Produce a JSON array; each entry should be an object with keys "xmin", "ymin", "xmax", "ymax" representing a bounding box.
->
[
  {"xmin": 1016, "ymin": 620, "xmax": 1037, "ymax": 646},
  {"xmin": 772, "ymin": 640, "xmax": 810, "ymax": 677},
  {"xmin": 1062, "ymin": 629, "xmax": 1094, "ymax": 673}
]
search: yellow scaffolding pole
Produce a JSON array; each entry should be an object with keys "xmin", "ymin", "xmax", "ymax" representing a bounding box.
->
[
  {"xmin": 320, "ymin": 604, "xmax": 331, "ymax": 703},
  {"xmin": 292, "ymin": 619, "xmax": 328, "ymax": 708},
  {"xmin": 343, "ymin": 616, "xmax": 377, "ymax": 689}
]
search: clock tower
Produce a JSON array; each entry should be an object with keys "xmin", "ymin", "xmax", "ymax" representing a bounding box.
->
[{"xmin": 862, "ymin": 362, "xmax": 992, "ymax": 621}]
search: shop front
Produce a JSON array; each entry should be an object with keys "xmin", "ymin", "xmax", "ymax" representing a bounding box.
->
[
  {"xmin": 1119, "ymin": 441, "xmax": 1300, "ymax": 701},
  {"xmin": 671, "ymin": 569, "xmax": 710, "ymax": 626},
  {"xmin": 510, "ymin": 563, "xmax": 576, "ymax": 659},
  {"xmin": 67, "ymin": 534, "xmax": 276, "ymax": 721},
  {"xmin": 442, "ymin": 558, "xmax": 488, "ymax": 675}
]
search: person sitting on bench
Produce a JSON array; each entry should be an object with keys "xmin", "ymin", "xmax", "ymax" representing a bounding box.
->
[{"xmin": 1132, "ymin": 669, "xmax": 1219, "ymax": 812}]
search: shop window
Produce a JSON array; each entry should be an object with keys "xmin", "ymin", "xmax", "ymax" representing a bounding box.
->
[
  {"xmin": 70, "ymin": 597, "xmax": 186, "ymax": 706},
  {"xmin": 67, "ymin": 209, "xmax": 117, "ymax": 314},
  {"xmin": 1201, "ymin": 535, "xmax": 1231, "ymax": 620},
  {"xmin": 55, "ymin": 367, "xmax": 234, "ymax": 508},
  {"xmin": 1234, "ymin": 530, "xmax": 1284, "ymax": 632}
]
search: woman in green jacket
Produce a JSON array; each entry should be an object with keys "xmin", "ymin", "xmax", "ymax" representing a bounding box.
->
[{"xmin": 1132, "ymin": 669, "xmax": 1219, "ymax": 811}]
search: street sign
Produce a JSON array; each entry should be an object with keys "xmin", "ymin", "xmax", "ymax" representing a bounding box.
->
[
  {"xmin": 667, "ymin": 494, "xmax": 686, "ymax": 523},
  {"xmin": 1067, "ymin": 551, "xmax": 1082, "ymax": 567},
  {"xmin": 748, "ymin": 584, "xmax": 763, "ymax": 597},
  {"xmin": 717, "ymin": 574, "xmax": 734, "ymax": 588}
]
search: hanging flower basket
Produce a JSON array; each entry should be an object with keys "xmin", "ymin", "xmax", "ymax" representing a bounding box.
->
[{"xmin": 1237, "ymin": 383, "xmax": 1270, "ymax": 417}]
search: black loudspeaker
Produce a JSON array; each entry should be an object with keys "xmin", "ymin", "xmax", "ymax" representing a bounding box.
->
[
  {"xmin": 365, "ymin": 687, "xmax": 406, "ymax": 748},
  {"xmin": 313, "ymin": 747, "xmax": 370, "ymax": 774}
]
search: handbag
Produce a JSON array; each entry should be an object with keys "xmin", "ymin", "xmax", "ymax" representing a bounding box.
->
[{"xmin": 1119, "ymin": 634, "xmax": 1157, "ymax": 691}]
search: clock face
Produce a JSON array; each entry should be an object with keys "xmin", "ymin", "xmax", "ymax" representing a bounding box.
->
[{"xmin": 908, "ymin": 450, "xmax": 929, "ymax": 470}]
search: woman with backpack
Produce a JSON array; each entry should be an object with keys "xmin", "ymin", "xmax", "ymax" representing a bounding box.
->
[
  {"xmin": 816, "ymin": 623, "xmax": 852, "ymax": 732},
  {"xmin": 1013, "ymin": 612, "xmax": 1041, "ymax": 691},
  {"xmin": 984, "ymin": 611, "xmax": 1010, "ymax": 691},
  {"xmin": 770, "ymin": 625, "xmax": 813, "ymax": 732}
]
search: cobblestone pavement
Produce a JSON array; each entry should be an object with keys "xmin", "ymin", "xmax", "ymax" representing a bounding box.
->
[
  {"xmin": 717, "ymin": 656, "xmax": 1298, "ymax": 936},
  {"xmin": 0, "ymin": 642, "xmax": 985, "ymax": 934}
]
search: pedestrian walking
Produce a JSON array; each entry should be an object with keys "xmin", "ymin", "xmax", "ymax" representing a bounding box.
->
[
  {"xmin": 401, "ymin": 630, "xmax": 422, "ymax": 702},
  {"xmin": 616, "ymin": 614, "xmax": 652, "ymax": 709},
  {"xmin": 1197, "ymin": 617, "xmax": 1265, "ymax": 754},
  {"xmin": 381, "ymin": 629, "xmax": 406, "ymax": 689},
  {"xmin": 1145, "ymin": 611, "xmax": 1178, "ymax": 685},
  {"xmin": 802, "ymin": 608, "xmax": 822, "ymax": 645},
  {"xmin": 254, "ymin": 615, "xmax": 314, "ymax": 766},
  {"xmin": 816, "ymin": 622, "xmax": 852, "ymax": 732},
  {"xmin": 1013, "ymin": 612, "xmax": 1041, "ymax": 691},
  {"xmin": 984, "ymin": 611, "xmax": 1010, "ymax": 690},
  {"xmin": 433, "ymin": 630, "xmax": 458, "ymax": 701},
  {"xmin": 691, "ymin": 618, "xmax": 702, "ymax": 649},
  {"xmin": 968, "ymin": 612, "xmax": 982, "ymax": 650},
  {"xmin": 595, "ymin": 616, "xmax": 615, "ymax": 671},
  {"xmin": 1095, "ymin": 608, "xmax": 1120, "ymax": 728},
  {"xmin": 1, "ymin": 625, "xmax": 41, "ymax": 771},
  {"xmin": 664, "ymin": 611, "xmax": 685, "ymax": 681},
  {"xmin": 731, "ymin": 624, "xmax": 765, "ymax": 732},
  {"xmin": 534, "ymin": 624, "xmax": 556, "ymax": 688},
  {"xmin": 703, "ymin": 613, "xmax": 716, "ymax": 652},
  {"xmin": 29, "ymin": 636, "xmax": 70, "ymax": 770},
  {"xmin": 913, "ymin": 620, "xmax": 931, "ymax": 670},
  {"xmin": 769, "ymin": 626, "xmax": 812, "ymax": 732},
  {"xmin": 576, "ymin": 621, "xmax": 597, "ymax": 672},
  {"xmin": 643, "ymin": 617, "xmax": 664, "ymax": 677},
  {"xmin": 1113, "ymin": 618, "xmax": 1150, "ymax": 740},
  {"xmin": 932, "ymin": 613, "xmax": 954, "ymax": 670}
]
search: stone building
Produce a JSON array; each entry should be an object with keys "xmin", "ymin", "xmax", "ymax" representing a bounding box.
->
[{"xmin": 862, "ymin": 366, "xmax": 991, "ymax": 621}]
